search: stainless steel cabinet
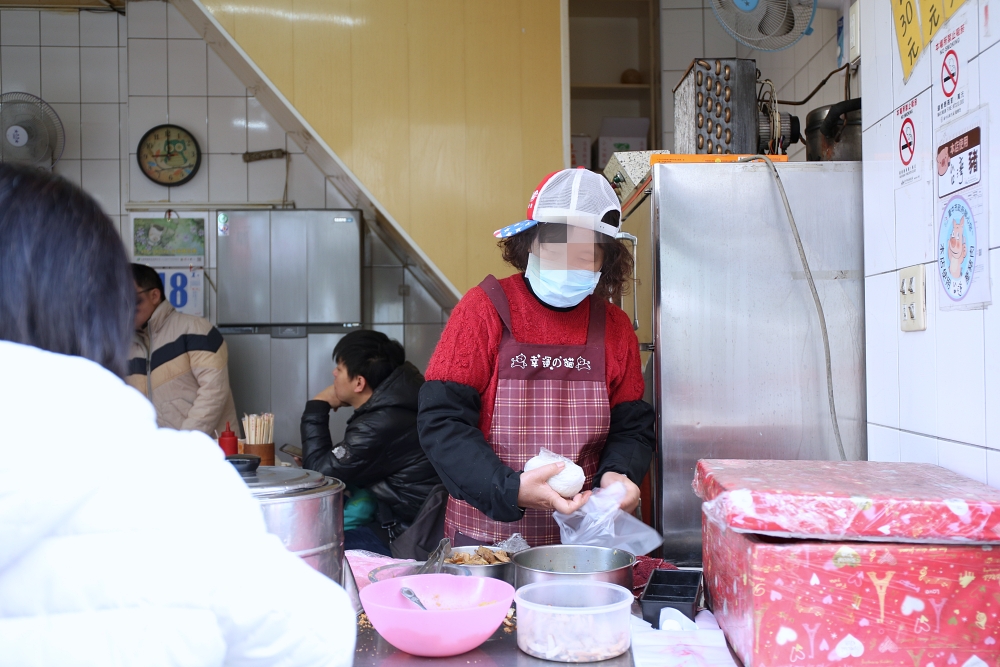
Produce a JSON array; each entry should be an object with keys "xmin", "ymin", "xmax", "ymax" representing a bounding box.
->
[
  {"xmin": 651, "ymin": 162, "xmax": 865, "ymax": 565},
  {"xmin": 218, "ymin": 210, "xmax": 361, "ymax": 326},
  {"xmin": 218, "ymin": 210, "xmax": 362, "ymax": 461},
  {"xmin": 218, "ymin": 211, "xmax": 271, "ymax": 325}
]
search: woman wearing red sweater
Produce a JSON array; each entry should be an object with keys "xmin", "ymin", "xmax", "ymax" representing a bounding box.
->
[{"xmin": 417, "ymin": 168, "xmax": 655, "ymax": 547}]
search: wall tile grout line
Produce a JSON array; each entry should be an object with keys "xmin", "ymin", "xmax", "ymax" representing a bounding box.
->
[{"xmin": 869, "ymin": 422, "xmax": 1000, "ymax": 454}]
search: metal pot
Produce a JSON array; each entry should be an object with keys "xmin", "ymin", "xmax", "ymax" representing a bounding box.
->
[
  {"xmin": 805, "ymin": 99, "xmax": 862, "ymax": 161},
  {"xmin": 512, "ymin": 545, "xmax": 635, "ymax": 590},
  {"xmin": 228, "ymin": 455, "xmax": 344, "ymax": 583},
  {"xmin": 448, "ymin": 546, "xmax": 515, "ymax": 586}
]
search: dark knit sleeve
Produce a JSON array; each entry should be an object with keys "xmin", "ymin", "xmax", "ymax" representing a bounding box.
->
[{"xmin": 417, "ymin": 380, "xmax": 524, "ymax": 522}]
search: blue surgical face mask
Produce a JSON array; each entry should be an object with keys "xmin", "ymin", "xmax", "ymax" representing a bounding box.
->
[{"xmin": 525, "ymin": 252, "xmax": 601, "ymax": 308}]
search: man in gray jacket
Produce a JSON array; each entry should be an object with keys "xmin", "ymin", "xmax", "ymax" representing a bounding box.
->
[{"xmin": 127, "ymin": 264, "xmax": 238, "ymax": 435}]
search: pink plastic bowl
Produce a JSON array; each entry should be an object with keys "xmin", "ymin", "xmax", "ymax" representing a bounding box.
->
[{"xmin": 359, "ymin": 573, "xmax": 515, "ymax": 657}]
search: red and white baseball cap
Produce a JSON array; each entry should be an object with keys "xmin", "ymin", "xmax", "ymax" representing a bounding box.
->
[{"xmin": 493, "ymin": 168, "xmax": 622, "ymax": 239}]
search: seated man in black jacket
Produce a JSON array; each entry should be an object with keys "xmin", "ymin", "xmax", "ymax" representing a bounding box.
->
[{"xmin": 301, "ymin": 330, "xmax": 440, "ymax": 556}]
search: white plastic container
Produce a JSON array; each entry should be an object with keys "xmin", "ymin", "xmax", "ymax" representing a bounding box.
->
[{"xmin": 514, "ymin": 581, "xmax": 632, "ymax": 662}]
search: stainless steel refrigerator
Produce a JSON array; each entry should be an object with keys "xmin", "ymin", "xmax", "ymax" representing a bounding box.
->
[
  {"xmin": 216, "ymin": 210, "xmax": 362, "ymax": 462},
  {"xmin": 649, "ymin": 162, "xmax": 866, "ymax": 564}
]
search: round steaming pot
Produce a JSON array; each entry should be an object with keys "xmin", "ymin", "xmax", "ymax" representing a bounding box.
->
[
  {"xmin": 805, "ymin": 99, "xmax": 862, "ymax": 162},
  {"xmin": 228, "ymin": 455, "xmax": 344, "ymax": 582},
  {"xmin": 512, "ymin": 544, "xmax": 635, "ymax": 589}
]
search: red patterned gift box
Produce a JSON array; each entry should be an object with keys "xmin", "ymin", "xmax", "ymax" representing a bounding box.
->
[{"xmin": 695, "ymin": 460, "xmax": 1000, "ymax": 667}]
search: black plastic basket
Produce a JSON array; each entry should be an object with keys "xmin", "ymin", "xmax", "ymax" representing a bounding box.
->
[{"xmin": 639, "ymin": 569, "xmax": 703, "ymax": 627}]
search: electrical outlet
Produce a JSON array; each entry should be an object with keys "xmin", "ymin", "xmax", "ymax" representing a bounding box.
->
[{"xmin": 899, "ymin": 264, "xmax": 926, "ymax": 332}]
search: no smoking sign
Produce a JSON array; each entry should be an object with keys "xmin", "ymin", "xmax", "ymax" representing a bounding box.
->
[
  {"xmin": 941, "ymin": 48, "xmax": 959, "ymax": 97},
  {"xmin": 899, "ymin": 117, "xmax": 916, "ymax": 166}
]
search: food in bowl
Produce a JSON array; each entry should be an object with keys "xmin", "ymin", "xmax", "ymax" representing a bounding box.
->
[
  {"xmin": 359, "ymin": 573, "xmax": 515, "ymax": 657},
  {"xmin": 514, "ymin": 580, "xmax": 633, "ymax": 663},
  {"xmin": 445, "ymin": 546, "xmax": 511, "ymax": 565}
]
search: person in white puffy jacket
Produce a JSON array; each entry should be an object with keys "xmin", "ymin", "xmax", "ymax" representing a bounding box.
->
[{"xmin": 0, "ymin": 163, "xmax": 357, "ymax": 666}]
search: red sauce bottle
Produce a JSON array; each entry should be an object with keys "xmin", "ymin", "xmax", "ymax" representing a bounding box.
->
[{"xmin": 218, "ymin": 422, "xmax": 238, "ymax": 456}]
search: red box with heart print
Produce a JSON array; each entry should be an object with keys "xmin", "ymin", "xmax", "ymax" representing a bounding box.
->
[{"xmin": 695, "ymin": 460, "xmax": 1000, "ymax": 667}]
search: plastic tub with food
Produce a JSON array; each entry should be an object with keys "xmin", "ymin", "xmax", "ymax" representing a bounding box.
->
[
  {"xmin": 445, "ymin": 546, "xmax": 515, "ymax": 586},
  {"xmin": 514, "ymin": 580, "xmax": 633, "ymax": 662}
]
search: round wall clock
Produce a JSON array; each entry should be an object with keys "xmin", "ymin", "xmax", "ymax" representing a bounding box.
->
[{"xmin": 136, "ymin": 124, "xmax": 202, "ymax": 186}]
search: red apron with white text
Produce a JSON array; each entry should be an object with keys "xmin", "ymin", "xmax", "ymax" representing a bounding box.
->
[{"xmin": 444, "ymin": 275, "xmax": 611, "ymax": 547}]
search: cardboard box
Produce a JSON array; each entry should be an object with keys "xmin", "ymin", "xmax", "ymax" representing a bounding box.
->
[
  {"xmin": 592, "ymin": 117, "xmax": 649, "ymax": 170},
  {"xmin": 570, "ymin": 135, "xmax": 591, "ymax": 169},
  {"xmin": 695, "ymin": 460, "xmax": 1000, "ymax": 667}
]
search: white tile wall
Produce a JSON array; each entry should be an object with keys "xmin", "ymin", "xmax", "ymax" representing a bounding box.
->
[
  {"xmin": 934, "ymin": 307, "xmax": 986, "ymax": 447},
  {"xmin": 864, "ymin": 272, "xmax": 899, "ymax": 428},
  {"xmin": 40, "ymin": 47, "xmax": 79, "ymax": 103},
  {"xmin": 863, "ymin": 0, "xmax": 1000, "ymax": 487},
  {"xmin": 982, "ymin": 0, "xmax": 1000, "ymax": 51},
  {"xmin": 980, "ymin": 43, "xmax": 1000, "ymax": 245},
  {"xmin": 287, "ymin": 153, "xmax": 326, "ymax": 209},
  {"xmin": 80, "ymin": 10, "xmax": 118, "ymax": 47},
  {"xmin": 166, "ymin": 2, "xmax": 201, "ymax": 41},
  {"xmin": 861, "ymin": 0, "xmax": 895, "ymax": 130},
  {"xmin": 2, "ymin": 45, "xmax": 41, "ymax": 95},
  {"xmin": 984, "ymin": 248, "xmax": 1000, "ymax": 450},
  {"xmin": 207, "ymin": 96, "xmax": 246, "ymax": 153},
  {"xmin": 207, "ymin": 48, "xmax": 245, "ymax": 96},
  {"xmin": 862, "ymin": 117, "xmax": 895, "ymax": 275},
  {"xmin": 167, "ymin": 40, "xmax": 206, "ymax": 96},
  {"xmin": 660, "ymin": 9, "xmax": 702, "ymax": 71},
  {"xmin": 40, "ymin": 10, "xmax": 78, "ymax": 47},
  {"xmin": 867, "ymin": 423, "xmax": 900, "ymax": 461},
  {"xmin": 1, "ymin": 10, "xmax": 39, "ymax": 47},
  {"xmin": 207, "ymin": 153, "xmax": 247, "ymax": 202},
  {"xmin": 896, "ymin": 262, "xmax": 938, "ymax": 436},
  {"xmin": 127, "ymin": 1, "xmax": 166, "ymax": 39},
  {"xmin": 51, "ymin": 102, "xmax": 81, "ymax": 159},
  {"xmin": 938, "ymin": 440, "xmax": 989, "ymax": 484},
  {"xmin": 81, "ymin": 48, "xmax": 120, "ymax": 103},
  {"xmin": 81, "ymin": 103, "xmax": 120, "ymax": 160},
  {"xmin": 988, "ymin": 448, "xmax": 1000, "ymax": 487},
  {"xmin": 899, "ymin": 430, "xmax": 937, "ymax": 464},
  {"xmin": 128, "ymin": 38, "xmax": 166, "ymax": 96},
  {"xmin": 247, "ymin": 96, "xmax": 285, "ymax": 151}
]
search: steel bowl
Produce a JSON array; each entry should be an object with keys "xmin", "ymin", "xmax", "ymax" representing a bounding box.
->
[
  {"xmin": 512, "ymin": 545, "xmax": 635, "ymax": 589},
  {"xmin": 446, "ymin": 546, "xmax": 515, "ymax": 586},
  {"xmin": 367, "ymin": 561, "xmax": 471, "ymax": 584}
]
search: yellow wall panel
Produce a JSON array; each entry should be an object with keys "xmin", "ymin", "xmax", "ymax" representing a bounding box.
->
[
  {"xmin": 350, "ymin": 1, "xmax": 411, "ymax": 227},
  {"xmin": 200, "ymin": 0, "xmax": 566, "ymax": 294},
  {"xmin": 464, "ymin": 2, "xmax": 526, "ymax": 284},
  {"xmin": 291, "ymin": 0, "xmax": 354, "ymax": 166},
  {"xmin": 407, "ymin": 0, "xmax": 468, "ymax": 290}
]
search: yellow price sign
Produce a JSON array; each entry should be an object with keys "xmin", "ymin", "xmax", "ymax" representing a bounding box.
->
[
  {"xmin": 893, "ymin": 0, "xmax": 923, "ymax": 81},
  {"xmin": 920, "ymin": 0, "xmax": 944, "ymax": 45}
]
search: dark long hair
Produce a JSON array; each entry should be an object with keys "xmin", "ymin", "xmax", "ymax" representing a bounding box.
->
[
  {"xmin": 0, "ymin": 164, "xmax": 134, "ymax": 377},
  {"xmin": 498, "ymin": 215, "xmax": 634, "ymax": 301}
]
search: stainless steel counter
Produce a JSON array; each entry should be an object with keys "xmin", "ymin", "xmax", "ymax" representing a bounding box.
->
[{"xmin": 353, "ymin": 614, "xmax": 634, "ymax": 667}]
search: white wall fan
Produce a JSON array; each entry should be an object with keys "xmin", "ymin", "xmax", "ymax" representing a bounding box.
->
[
  {"xmin": 711, "ymin": 0, "xmax": 817, "ymax": 51},
  {"xmin": 0, "ymin": 92, "xmax": 66, "ymax": 170}
]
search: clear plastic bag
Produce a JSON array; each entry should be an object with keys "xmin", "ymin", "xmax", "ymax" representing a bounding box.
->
[{"xmin": 553, "ymin": 482, "xmax": 663, "ymax": 555}]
